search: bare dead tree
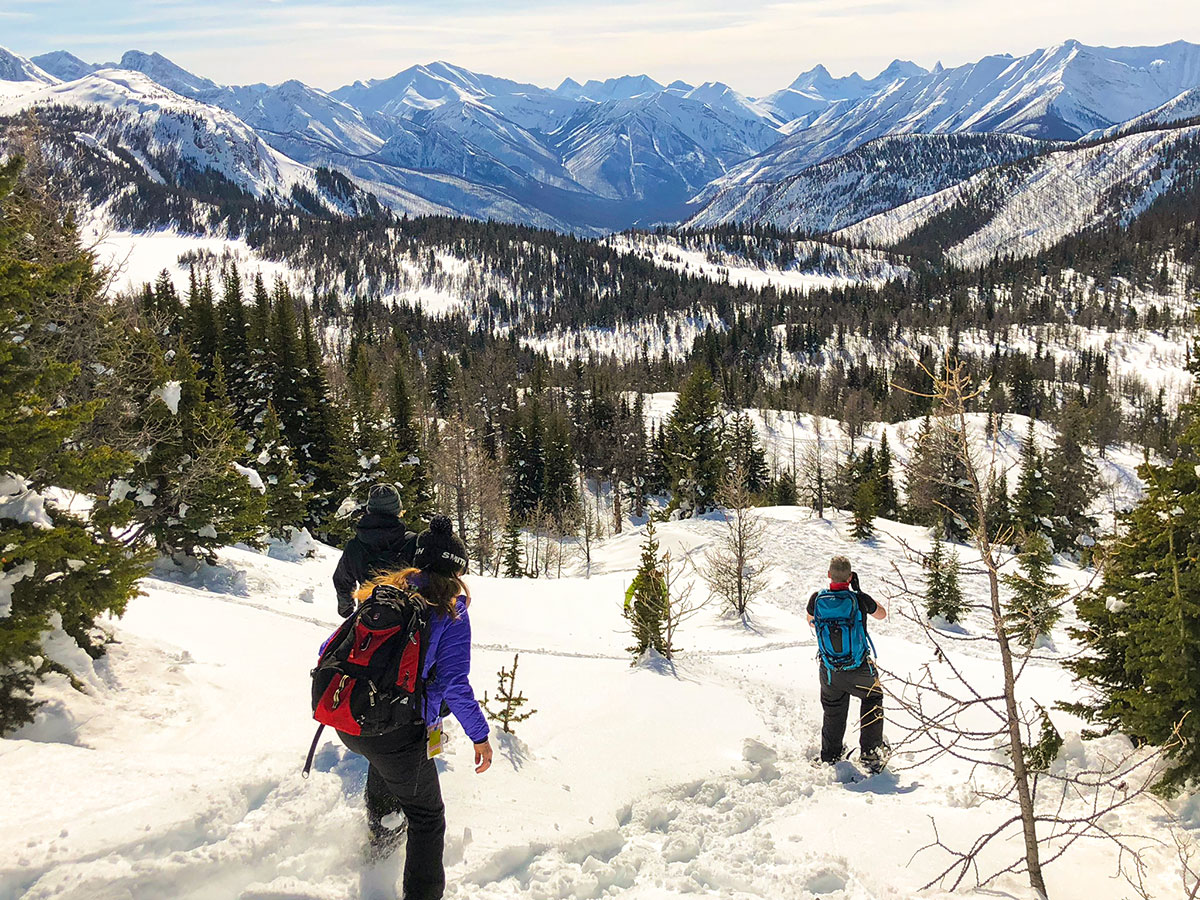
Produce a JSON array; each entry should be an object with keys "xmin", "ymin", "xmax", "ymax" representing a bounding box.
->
[
  {"xmin": 661, "ymin": 548, "xmax": 707, "ymax": 658},
  {"xmin": 701, "ymin": 464, "xmax": 769, "ymax": 621},
  {"xmin": 880, "ymin": 354, "xmax": 1172, "ymax": 899}
]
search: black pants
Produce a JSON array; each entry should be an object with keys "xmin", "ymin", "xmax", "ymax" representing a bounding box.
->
[
  {"xmin": 819, "ymin": 661, "xmax": 884, "ymax": 762},
  {"xmin": 339, "ymin": 725, "xmax": 446, "ymax": 900}
]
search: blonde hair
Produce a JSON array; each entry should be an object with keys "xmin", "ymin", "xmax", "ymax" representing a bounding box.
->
[
  {"xmin": 353, "ymin": 567, "xmax": 468, "ymax": 619},
  {"xmin": 828, "ymin": 555, "xmax": 853, "ymax": 581}
]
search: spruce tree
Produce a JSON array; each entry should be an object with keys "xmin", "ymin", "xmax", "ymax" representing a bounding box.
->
[
  {"xmin": 297, "ymin": 304, "xmax": 354, "ymax": 541},
  {"xmin": 542, "ymin": 413, "xmax": 578, "ymax": 529},
  {"xmin": 664, "ymin": 369, "xmax": 725, "ymax": 516},
  {"xmin": 254, "ymin": 403, "xmax": 307, "ymax": 540},
  {"xmin": 924, "ymin": 529, "xmax": 965, "ymax": 624},
  {"xmin": 876, "ymin": 432, "xmax": 899, "ymax": 519},
  {"xmin": 625, "ymin": 519, "xmax": 668, "ymax": 658},
  {"xmin": 217, "ymin": 266, "xmax": 255, "ymax": 427},
  {"xmin": 185, "ymin": 270, "xmax": 218, "ymax": 383},
  {"xmin": 774, "ymin": 469, "xmax": 799, "ymax": 505},
  {"xmin": 726, "ymin": 412, "xmax": 769, "ymax": 496},
  {"xmin": 0, "ymin": 158, "xmax": 149, "ymax": 731},
  {"xmin": 1012, "ymin": 419, "xmax": 1054, "ymax": 541},
  {"xmin": 344, "ymin": 339, "xmax": 388, "ymax": 507},
  {"xmin": 384, "ymin": 358, "xmax": 433, "ymax": 522},
  {"xmin": 1045, "ymin": 399, "xmax": 1098, "ymax": 550},
  {"xmin": 507, "ymin": 398, "xmax": 546, "ymax": 522},
  {"xmin": 1066, "ymin": 348, "xmax": 1200, "ymax": 794},
  {"xmin": 985, "ymin": 472, "xmax": 1014, "ymax": 544},
  {"xmin": 1002, "ymin": 532, "xmax": 1064, "ymax": 647},
  {"xmin": 906, "ymin": 415, "xmax": 973, "ymax": 541},
  {"xmin": 126, "ymin": 339, "xmax": 266, "ymax": 561},
  {"xmin": 851, "ymin": 477, "xmax": 878, "ymax": 539},
  {"xmin": 501, "ymin": 517, "xmax": 524, "ymax": 578}
]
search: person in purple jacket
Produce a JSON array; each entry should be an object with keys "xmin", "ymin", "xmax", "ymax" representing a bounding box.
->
[{"xmin": 339, "ymin": 515, "xmax": 493, "ymax": 899}]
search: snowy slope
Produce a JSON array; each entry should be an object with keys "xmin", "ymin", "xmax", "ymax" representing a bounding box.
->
[
  {"xmin": 551, "ymin": 93, "xmax": 779, "ymax": 209},
  {"xmin": 837, "ymin": 122, "xmax": 1200, "ymax": 264},
  {"xmin": 0, "ymin": 68, "xmax": 318, "ymax": 203},
  {"xmin": 0, "ymin": 47, "xmax": 57, "ymax": 86},
  {"xmin": 29, "ymin": 50, "xmax": 98, "ymax": 82},
  {"xmin": 1088, "ymin": 85, "xmax": 1200, "ymax": 139},
  {"xmin": 702, "ymin": 40, "xmax": 1200, "ymax": 212},
  {"xmin": 210, "ymin": 80, "xmax": 397, "ymax": 158},
  {"xmin": 686, "ymin": 132, "xmax": 1049, "ymax": 232},
  {"xmin": 2, "ymin": 499, "xmax": 1189, "ymax": 899}
]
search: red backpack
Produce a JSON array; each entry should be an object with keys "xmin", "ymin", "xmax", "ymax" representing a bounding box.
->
[{"xmin": 303, "ymin": 583, "xmax": 432, "ymax": 776}]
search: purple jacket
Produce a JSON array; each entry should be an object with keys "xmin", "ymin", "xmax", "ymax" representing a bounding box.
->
[{"xmin": 421, "ymin": 597, "xmax": 490, "ymax": 743}]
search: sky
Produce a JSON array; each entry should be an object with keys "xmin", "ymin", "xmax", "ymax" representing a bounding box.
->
[{"xmin": 4, "ymin": 0, "xmax": 1200, "ymax": 96}]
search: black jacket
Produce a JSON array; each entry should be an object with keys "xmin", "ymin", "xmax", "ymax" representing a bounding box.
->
[{"xmin": 332, "ymin": 512, "xmax": 417, "ymax": 615}]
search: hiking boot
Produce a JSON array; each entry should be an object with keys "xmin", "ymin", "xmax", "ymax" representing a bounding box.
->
[{"xmin": 860, "ymin": 742, "xmax": 891, "ymax": 774}]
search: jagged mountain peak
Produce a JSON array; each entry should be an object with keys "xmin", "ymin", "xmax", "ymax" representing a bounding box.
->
[
  {"xmin": 30, "ymin": 50, "xmax": 97, "ymax": 82},
  {"xmin": 111, "ymin": 50, "xmax": 218, "ymax": 97},
  {"xmin": 0, "ymin": 46, "xmax": 58, "ymax": 85}
]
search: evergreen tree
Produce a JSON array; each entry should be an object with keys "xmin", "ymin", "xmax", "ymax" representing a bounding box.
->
[
  {"xmin": 297, "ymin": 304, "xmax": 353, "ymax": 540},
  {"xmin": 267, "ymin": 283, "xmax": 306, "ymax": 455},
  {"xmin": 184, "ymin": 270, "xmax": 218, "ymax": 383},
  {"xmin": 384, "ymin": 358, "xmax": 433, "ymax": 522},
  {"xmin": 542, "ymin": 413, "xmax": 578, "ymax": 529},
  {"xmin": 906, "ymin": 415, "xmax": 973, "ymax": 541},
  {"xmin": 126, "ymin": 338, "xmax": 266, "ymax": 561},
  {"xmin": 147, "ymin": 269, "xmax": 183, "ymax": 338},
  {"xmin": 1002, "ymin": 532, "xmax": 1065, "ymax": 647},
  {"xmin": 664, "ymin": 369, "xmax": 725, "ymax": 516},
  {"xmin": 924, "ymin": 529, "xmax": 965, "ymax": 624},
  {"xmin": 985, "ymin": 472, "xmax": 1014, "ymax": 544},
  {"xmin": 726, "ymin": 412, "xmax": 769, "ymax": 496},
  {"xmin": 501, "ymin": 517, "xmax": 524, "ymax": 578},
  {"xmin": 0, "ymin": 159, "xmax": 149, "ymax": 731},
  {"xmin": 507, "ymin": 398, "xmax": 546, "ymax": 522},
  {"xmin": 876, "ymin": 432, "xmax": 899, "ymax": 519},
  {"xmin": 254, "ymin": 403, "xmax": 307, "ymax": 540},
  {"xmin": 773, "ymin": 469, "xmax": 799, "ymax": 505},
  {"xmin": 344, "ymin": 339, "xmax": 388, "ymax": 507},
  {"xmin": 1066, "ymin": 347, "xmax": 1200, "ymax": 794},
  {"xmin": 625, "ymin": 519, "xmax": 668, "ymax": 658},
  {"xmin": 1045, "ymin": 399, "xmax": 1098, "ymax": 550},
  {"xmin": 217, "ymin": 266, "xmax": 254, "ymax": 427},
  {"xmin": 1012, "ymin": 419, "xmax": 1054, "ymax": 541},
  {"xmin": 851, "ymin": 477, "xmax": 878, "ymax": 540}
]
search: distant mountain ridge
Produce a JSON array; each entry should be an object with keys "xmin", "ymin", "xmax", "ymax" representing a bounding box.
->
[{"xmin": 6, "ymin": 39, "xmax": 1200, "ymax": 246}]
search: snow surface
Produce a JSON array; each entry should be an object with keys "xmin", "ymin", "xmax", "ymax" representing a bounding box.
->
[
  {"xmin": 2, "ymin": 497, "xmax": 1191, "ymax": 898},
  {"xmin": 837, "ymin": 121, "xmax": 1200, "ymax": 264}
]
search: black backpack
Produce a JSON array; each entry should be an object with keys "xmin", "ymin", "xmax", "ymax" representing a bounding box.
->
[{"xmin": 302, "ymin": 583, "xmax": 431, "ymax": 776}]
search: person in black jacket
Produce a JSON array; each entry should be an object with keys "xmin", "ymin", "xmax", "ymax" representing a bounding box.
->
[
  {"xmin": 333, "ymin": 483, "xmax": 417, "ymax": 617},
  {"xmin": 807, "ymin": 555, "xmax": 889, "ymax": 771}
]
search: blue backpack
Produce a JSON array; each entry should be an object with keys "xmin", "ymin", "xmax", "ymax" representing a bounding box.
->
[{"xmin": 812, "ymin": 589, "xmax": 876, "ymax": 674}]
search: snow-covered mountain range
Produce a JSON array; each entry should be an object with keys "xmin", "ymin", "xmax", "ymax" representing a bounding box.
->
[{"xmin": 4, "ymin": 39, "xmax": 1200, "ymax": 246}]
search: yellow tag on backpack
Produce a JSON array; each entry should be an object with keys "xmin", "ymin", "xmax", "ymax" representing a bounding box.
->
[{"xmin": 426, "ymin": 721, "xmax": 444, "ymax": 760}]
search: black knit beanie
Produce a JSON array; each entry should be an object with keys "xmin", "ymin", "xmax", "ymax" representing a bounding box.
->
[
  {"xmin": 414, "ymin": 515, "xmax": 469, "ymax": 577},
  {"xmin": 366, "ymin": 482, "xmax": 402, "ymax": 516}
]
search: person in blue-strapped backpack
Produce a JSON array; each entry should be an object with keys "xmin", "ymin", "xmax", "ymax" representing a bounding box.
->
[{"xmin": 807, "ymin": 554, "xmax": 890, "ymax": 773}]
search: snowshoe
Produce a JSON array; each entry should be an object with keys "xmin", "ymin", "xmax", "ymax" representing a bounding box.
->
[
  {"xmin": 365, "ymin": 814, "xmax": 407, "ymax": 863},
  {"xmin": 859, "ymin": 742, "xmax": 891, "ymax": 775},
  {"xmin": 812, "ymin": 744, "xmax": 848, "ymax": 766}
]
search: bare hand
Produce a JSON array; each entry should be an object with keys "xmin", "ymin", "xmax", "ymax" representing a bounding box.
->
[{"xmin": 474, "ymin": 740, "xmax": 493, "ymax": 774}]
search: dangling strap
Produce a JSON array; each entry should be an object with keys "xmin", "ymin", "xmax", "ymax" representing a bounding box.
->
[{"xmin": 302, "ymin": 723, "xmax": 325, "ymax": 779}]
